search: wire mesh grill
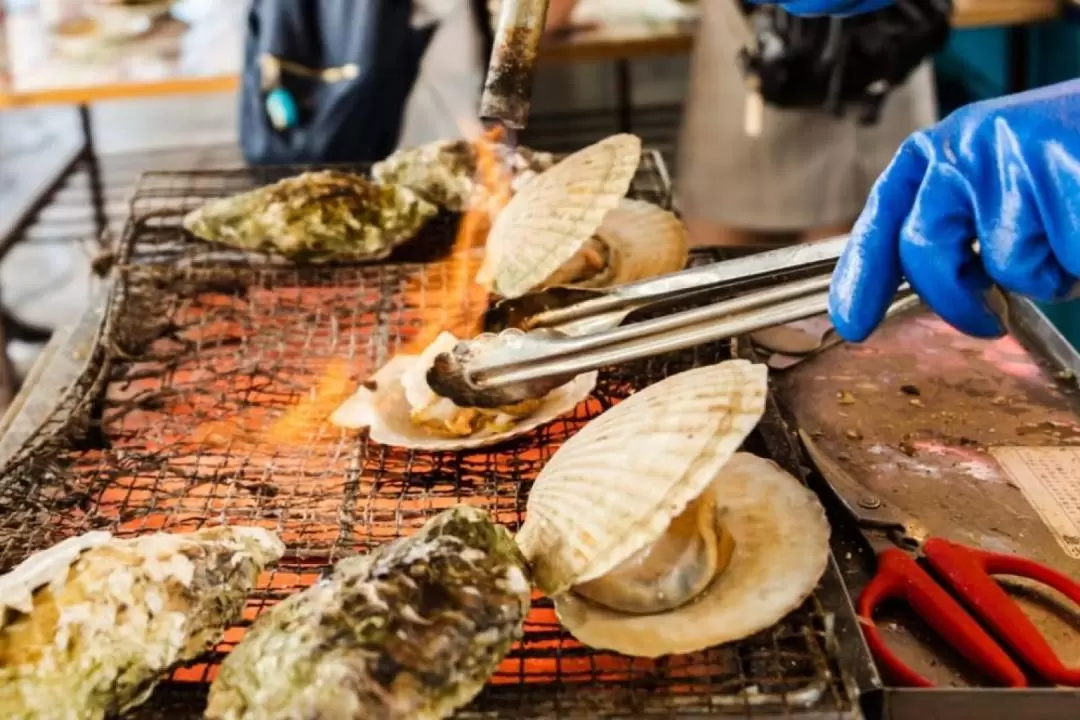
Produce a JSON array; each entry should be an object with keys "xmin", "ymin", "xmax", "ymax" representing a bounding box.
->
[{"xmin": 0, "ymin": 154, "xmax": 853, "ymax": 718}]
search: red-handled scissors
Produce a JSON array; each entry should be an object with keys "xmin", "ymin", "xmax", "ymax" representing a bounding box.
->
[{"xmin": 800, "ymin": 431, "xmax": 1080, "ymax": 688}]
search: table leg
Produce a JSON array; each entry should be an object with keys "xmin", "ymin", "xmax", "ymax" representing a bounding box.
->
[
  {"xmin": 615, "ymin": 58, "xmax": 633, "ymax": 133},
  {"xmin": 1006, "ymin": 25, "xmax": 1029, "ymax": 94},
  {"xmin": 78, "ymin": 104, "xmax": 108, "ymax": 246}
]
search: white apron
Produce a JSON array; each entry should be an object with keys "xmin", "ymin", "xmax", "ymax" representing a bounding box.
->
[{"xmin": 676, "ymin": 0, "xmax": 938, "ymax": 231}]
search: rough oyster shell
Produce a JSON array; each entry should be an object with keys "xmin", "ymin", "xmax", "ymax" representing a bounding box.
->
[
  {"xmin": 0, "ymin": 527, "xmax": 285, "ymax": 720},
  {"xmin": 480, "ymin": 134, "xmax": 642, "ymax": 298},
  {"xmin": 206, "ymin": 505, "xmax": 531, "ymax": 720},
  {"xmin": 330, "ymin": 334, "xmax": 597, "ymax": 451},
  {"xmin": 182, "ymin": 170, "xmax": 438, "ymax": 263},
  {"xmin": 554, "ymin": 453, "xmax": 830, "ymax": 657},
  {"xmin": 515, "ymin": 360, "xmax": 768, "ymax": 596},
  {"xmin": 371, "ymin": 139, "xmax": 555, "ymax": 212}
]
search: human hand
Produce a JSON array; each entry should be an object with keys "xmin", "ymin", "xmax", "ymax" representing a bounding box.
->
[
  {"xmin": 828, "ymin": 79, "xmax": 1080, "ymax": 342},
  {"xmin": 745, "ymin": 0, "xmax": 895, "ymax": 15}
]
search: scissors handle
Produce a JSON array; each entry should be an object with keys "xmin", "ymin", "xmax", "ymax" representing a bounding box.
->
[
  {"xmin": 922, "ymin": 537, "xmax": 1080, "ymax": 686},
  {"xmin": 858, "ymin": 548, "xmax": 1027, "ymax": 687}
]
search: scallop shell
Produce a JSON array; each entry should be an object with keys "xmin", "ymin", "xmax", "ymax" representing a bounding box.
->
[
  {"xmin": 575, "ymin": 199, "xmax": 689, "ymax": 288},
  {"xmin": 515, "ymin": 360, "xmax": 768, "ymax": 595},
  {"xmin": 483, "ymin": 134, "xmax": 643, "ymax": 298},
  {"xmin": 553, "ymin": 452, "xmax": 831, "ymax": 657},
  {"xmin": 330, "ymin": 355, "xmax": 598, "ymax": 452}
]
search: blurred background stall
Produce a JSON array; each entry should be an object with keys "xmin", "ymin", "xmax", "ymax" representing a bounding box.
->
[{"xmin": 1, "ymin": 0, "xmax": 1078, "ymax": 408}]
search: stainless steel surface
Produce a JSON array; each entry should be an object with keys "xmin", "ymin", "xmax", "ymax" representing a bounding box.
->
[
  {"xmin": 479, "ymin": 0, "xmax": 550, "ymax": 129},
  {"xmin": 432, "ymin": 273, "xmax": 914, "ymax": 408},
  {"xmin": 799, "ymin": 430, "xmax": 929, "ymax": 554},
  {"xmin": 774, "ymin": 298, "xmax": 1080, "ymax": 714},
  {"xmin": 485, "ymin": 234, "xmax": 850, "ymax": 336},
  {"xmin": 881, "ymin": 687, "xmax": 1080, "ymax": 720},
  {"xmin": 474, "ymin": 284, "xmax": 836, "ymax": 385}
]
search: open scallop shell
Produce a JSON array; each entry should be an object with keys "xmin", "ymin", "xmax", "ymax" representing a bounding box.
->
[
  {"xmin": 575, "ymin": 198, "xmax": 689, "ymax": 288},
  {"xmin": 515, "ymin": 360, "xmax": 769, "ymax": 595},
  {"xmin": 553, "ymin": 452, "xmax": 830, "ymax": 657},
  {"xmin": 331, "ymin": 354, "xmax": 598, "ymax": 452},
  {"xmin": 481, "ymin": 134, "xmax": 643, "ymax": 298}
]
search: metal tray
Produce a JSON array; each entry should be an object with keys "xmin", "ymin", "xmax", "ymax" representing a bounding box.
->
[{"xmin": 765, "ymin": 297, "xmax": 1080, "ymax": 720}]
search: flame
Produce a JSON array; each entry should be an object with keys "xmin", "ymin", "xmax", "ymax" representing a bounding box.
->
[
  {"xmin": 192, "ymin": 122, "xmax": 516, "ymax": 449},
  {"xmin": 265, "ymin": 359, "xmax": 354, "ymax": 444},
  {"xmin": 400, "ymin": 121, "xmax": 514, "ymax": 353}
]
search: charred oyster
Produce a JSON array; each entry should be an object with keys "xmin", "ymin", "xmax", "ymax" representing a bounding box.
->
[
  {"xmin": 206, "ymin": 505, "xmax": 531, "ymax": 720},
  {"xmin": 182, "ymin": 170, "xmax": 437, "ymax": 263},
  {"xmin": 329, "ymin": 330, "xmax": 596, "ymax": 451},
  {"xmin": 516, "ymin": 361, "xmax": 831, "ymax": 657},
  {"xmin": 0, "ymin": 527, "xmax": 285, "ymax": 720},
  {"xmin": 371, "ymin": 138, "xmax": 555, "ymax": 212}
]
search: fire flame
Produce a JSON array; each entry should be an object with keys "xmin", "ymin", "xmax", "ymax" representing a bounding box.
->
[
  {"xmin": 400, "ymin": 121, "xmax": 514, "ymax": 353},
  {"xmin": 194, "ymin": 121, "xmax": 516, "ymax": 449}
]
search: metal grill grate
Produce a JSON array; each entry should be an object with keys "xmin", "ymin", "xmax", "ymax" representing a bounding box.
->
[{"xmin": 0, "ymin": 154, "xmax": 854, "ymax": 718}]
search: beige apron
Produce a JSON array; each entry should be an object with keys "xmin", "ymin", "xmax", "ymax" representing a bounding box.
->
[{"xmin": 676, "ymin": 0, "xmax": 938, "ymax": 232}]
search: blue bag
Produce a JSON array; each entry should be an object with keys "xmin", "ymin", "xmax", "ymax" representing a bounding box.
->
[{"xmin": 239, "ymin": 0, "xmax": 437, "ymax": 165}]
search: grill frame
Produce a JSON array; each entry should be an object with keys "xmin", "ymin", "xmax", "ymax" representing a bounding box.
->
[{"xmin": 0, "ymin": 152, "xmax": 871, "ymax": 718}]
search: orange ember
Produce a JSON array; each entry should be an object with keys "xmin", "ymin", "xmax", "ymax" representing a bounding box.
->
[
  {"xmin": 401, "ymin": 122, "xmax": 513, "ymax": 353},
  {"xmin": 189, "ymin": 124, "xmax": 514, "ymax": 450}
]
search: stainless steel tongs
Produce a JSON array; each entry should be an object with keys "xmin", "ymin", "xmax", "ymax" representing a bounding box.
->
[{"xmin": 426, "ymin": 236, "xmax": 919, "ymax": 407}]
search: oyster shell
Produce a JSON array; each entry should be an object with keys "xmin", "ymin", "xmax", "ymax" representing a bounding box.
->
[
  {"xmin": 182, "ymin": 170, "xmax": 438, "ymax": 263},
  {"xmin": 371, "ymin": 139, "xmax": 555, "ymax": 212},
  {"xmin": 0, "ymin": 527, "xmax": 285, "ymax": 720},
  {"xmin": 478, "ymin": 134, "xmax": 643, "ymax": 298},
  {"xmin": 516, "ymin": 360, "xmax": 828, "ymax": 657},
  {"xmin": 206, "ymin": 505, "xmax": 531, "ymax": 720},
  {"xmin": 330, "ymin": 331, "xmax": 597, "ymax": 451}
]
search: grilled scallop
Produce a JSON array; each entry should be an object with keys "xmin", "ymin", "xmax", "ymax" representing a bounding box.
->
[
  {"xmin": 515, "ymin": 361, "xmax": 830, "ymax": 657},
  {"xmin": 476, "ymin": 135, "xmax": 688, "ymax": 298},
  {"xmin": 330, "ymin": 331, "xmax": 596, "ymax": 451}
]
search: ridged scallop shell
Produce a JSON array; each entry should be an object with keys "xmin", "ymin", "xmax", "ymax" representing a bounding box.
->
[
  {"xmin": 330, "ymin": 355, "xmax": 597, "ymax": 452},
  {"xmin": 515, "ymin": 360, "xmax": 768, "ymax": 595},
  {"xmin": 574, "ymin": 198, "xmax": 689, "ymax": 288},
  {"xmin": 553, "ymin": 452, "xmax": 830, "ymax": 657},
  {"xmin": 482, "ymin": 134, "xmax": 642, "ymax": 298}
]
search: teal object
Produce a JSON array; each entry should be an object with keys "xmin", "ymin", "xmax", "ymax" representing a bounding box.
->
[
  {"xmin": 1036, "ymin": 300, "xmax": 1080, "ymax": 351},
  {"xmin": 265, "ymin": 87, "xmax": 299, "ymax": 131}
]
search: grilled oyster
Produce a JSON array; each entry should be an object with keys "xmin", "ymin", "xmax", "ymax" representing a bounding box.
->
[
  {"xmin": 329, "ymin": 330, "xmax": 596, "ymax": 451},
  {"xmin": 182, "ymin": 170, "xmax": 438, "ymax": 263},
  {"xmin": 516, "ymin": 361, "xmax": 831, "ymax": 657},
  {"xmin": 0, "ymin": 527, "xmax": 285, "ymax": 720},
  {"xmin": 371, "ymin": 139, "xmax": 555, "ymax": 212},
  {"xmin": 206, "ymin": 505, "xmax": 531, "ymax": 720},
  {"xmin": 477, "ymin": 135, "xmax": 688, "ymax": 298}
]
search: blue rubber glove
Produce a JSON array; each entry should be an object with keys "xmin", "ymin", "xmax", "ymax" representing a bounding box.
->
[
  {"xmin": 828, "ymin": 79, "xmax": 1080, "ymax": 342},
  {"xmin": 746, "ymin": 0, "xmax": 894, "ymax": 15}
]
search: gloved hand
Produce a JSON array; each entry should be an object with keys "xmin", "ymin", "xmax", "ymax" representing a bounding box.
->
[
  {"xmin": 828, "ymin": 79, "xmax": 1080, "ymax": 342},
  {"xmin": 746, "ymin": 0, "xmax": 894, "ymax": 15}
]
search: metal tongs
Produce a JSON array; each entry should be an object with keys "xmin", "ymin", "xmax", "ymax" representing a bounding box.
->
[{"xmin": 427, "ymin": 236, "xmax": 920, "ymax": 407}]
